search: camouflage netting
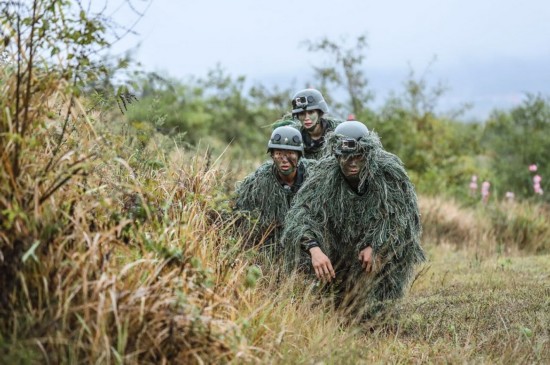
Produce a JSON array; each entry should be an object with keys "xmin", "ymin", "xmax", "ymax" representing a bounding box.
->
[
  {"xmin": 282, "ymin": 130, "xmax": 425, "ymax": 316},
  {"xmin": 234, "ymin": 159, "xmax": 314, "ymax": 253}
]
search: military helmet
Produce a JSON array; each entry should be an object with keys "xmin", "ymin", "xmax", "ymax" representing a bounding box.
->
[
  {"xmin": 291, "ymin": 89, "xmax": 329, "ymax": 115},
  {"xmin": 333, "ymin": 121, "xmax": 369, "ymax": 155},
  {"xmin": 267, "ymin": 126, "xmax": 304, "ymax": 154}
]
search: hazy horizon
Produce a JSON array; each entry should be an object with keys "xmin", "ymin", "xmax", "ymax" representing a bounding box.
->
[{"xmin": 108, "ymin": 0, "xmax": 550, "ymax": 121}]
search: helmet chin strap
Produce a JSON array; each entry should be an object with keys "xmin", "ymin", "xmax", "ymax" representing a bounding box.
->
[
  {"xmin": 279, "ymin": 166, "xmax": 296, "ymax": 176},
  {"xmin": 277, "ymin": 158, "xmax": 298, "ymax": 176},
  {"xmin": 304, "ymin": 121, "xmax": 318, "ymax": 132}
]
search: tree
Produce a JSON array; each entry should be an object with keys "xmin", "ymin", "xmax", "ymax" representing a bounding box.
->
[
  {"xmin": 371, "ymin": 68, "xmax": 481, "ymax": 196},
  {"xmin": 303, "ymin": 33, "xmax": 374, "ymax": 118},
  {"xmin": 482, "ymin": 94, "xmax": 550, "ymax": 200}
]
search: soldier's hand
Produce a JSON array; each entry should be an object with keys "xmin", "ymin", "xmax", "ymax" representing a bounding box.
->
[
  {"xmin": 358, "ymin": 246, "xmax": 373, "ymax": 274},
  {"xmin": 309, "ymin": 247, "xmax": 335, "ymax": 282}
]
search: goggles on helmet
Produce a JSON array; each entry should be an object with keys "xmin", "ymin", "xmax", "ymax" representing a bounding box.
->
[
  {"xmin": 335, "ymin": 138, "xmax": 359, "ymax": 154},
  {"xmin": 267, "ymin": 125, "xmax": 304, "ymax": 154},
  {"xmin": 292, "ymin": 95, "xmax": 315, "ymax": 110},
  {"xmin": 272, "ymin": 133, "xmax": 301, "ymax": 146}
]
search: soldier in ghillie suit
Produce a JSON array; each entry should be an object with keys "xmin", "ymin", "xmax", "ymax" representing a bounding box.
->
[
  {"xmin": 234, "ymin": 125, "xmax": 313, "ymax": 255},
  {"xmin": 282, "ymin": 121, "xmax": 425, "ymax": 320},
  {"xmin": 290, "ymin": 89, "xmax": 342, "ymax": 159}
]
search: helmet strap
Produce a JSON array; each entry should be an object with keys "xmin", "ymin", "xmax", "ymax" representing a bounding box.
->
[
  {"xmin": 279, "ymin": 165, "xmax": 296, "ymax": 176},
  {"xmin": 304, "ymin": 121, "xmax": 318, "ymax": 132}
]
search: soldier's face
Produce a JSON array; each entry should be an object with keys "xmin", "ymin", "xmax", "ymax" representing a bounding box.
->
[
  {"xmin": 296, "ymin": 110, "xmax": 320, "ymax": 131},
  {"xmin": 272, "ymin": 149, "xmax": 300, "ymax": 176},
  {"xmin": 338, "ymin": 154, "xmax": 366, "ymax": 180}
]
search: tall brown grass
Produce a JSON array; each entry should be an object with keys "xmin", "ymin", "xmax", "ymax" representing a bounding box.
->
[
  {"xmin": 0, "ymin": 58, "xmax": 257, "ymax": 362},
  {"xmin": 420, "ymin": 196, "xmax": 550, "ymax": 255}
]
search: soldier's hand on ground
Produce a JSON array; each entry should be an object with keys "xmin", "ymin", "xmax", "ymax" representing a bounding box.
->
[
  {"xmin": 358, "ymin": 246, "xmax": 373, "ymax": 274},
  {"xmin": 309, "ymin": 247, "xmax": 335, "ymax": 282}
]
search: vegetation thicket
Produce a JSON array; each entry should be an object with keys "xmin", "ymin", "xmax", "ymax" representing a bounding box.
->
[{"xmin": 1, "ymin": 1, "xmax": 548, "ymax": 364}]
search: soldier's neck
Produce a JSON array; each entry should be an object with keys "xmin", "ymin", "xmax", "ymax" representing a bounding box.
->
[
  {"xmin": 344, "ymin": 176, "xmax": 363, "ymax": 195},
  {"xmin": 307, "ymin": 123, "xmax": 324, "ymax": 140}
]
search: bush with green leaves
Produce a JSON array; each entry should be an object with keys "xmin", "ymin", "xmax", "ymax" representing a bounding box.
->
[
  {"xmin": 481, "ymin": 94, "xmax": 550, "ymax": 201},
  {"xmin": 125, "ymin": 66, "xmax": 295, "ymax": 160}
]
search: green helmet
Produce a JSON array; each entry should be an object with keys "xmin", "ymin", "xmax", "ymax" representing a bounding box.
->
[
  {"xmin": 291, "ymin": 89, "xmax": 329, "ymax": 115},
  {"xmin": 267, "ymin": 126, "xmax": 304, "ymax": 154},
  {"xmin": 333, "ymin": 121, "xmax": 369, "ymax": 155}
]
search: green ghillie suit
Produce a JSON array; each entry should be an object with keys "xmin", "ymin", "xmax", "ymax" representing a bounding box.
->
[
  {"xmin": 235, "ymin": 159, "xmax": 314, "ymax": 255},
  {"xmin": 282, "ymin": 128, "xmax": 425, "ymax": 319}
]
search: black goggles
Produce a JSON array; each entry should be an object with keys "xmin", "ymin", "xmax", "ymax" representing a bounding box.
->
[{"xmin": 272, "ymin": 133, "xmax": 301, "ymax": 146}]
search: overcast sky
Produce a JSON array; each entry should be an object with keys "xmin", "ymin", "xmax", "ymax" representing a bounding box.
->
[{"xmin": 110, "ymin": 0, "xmax": 550, "ymax": 120}]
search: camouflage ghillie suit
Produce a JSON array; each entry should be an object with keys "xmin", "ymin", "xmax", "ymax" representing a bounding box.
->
[
  {"xmin": 235, "ymin": 159, "xmax": 313, "ymax": 253},
  {"xmin": 282, "ymin": 124, "xmax": 425, "ymax": 319}
]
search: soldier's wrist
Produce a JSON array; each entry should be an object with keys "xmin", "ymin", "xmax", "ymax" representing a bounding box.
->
[
  {"xmin": 358, "ymin": 244, "xmax": 371, "ymax": 253},
  {"xmin": 301, "ymin": 239, "xmax": 320, "ymax": 253}
]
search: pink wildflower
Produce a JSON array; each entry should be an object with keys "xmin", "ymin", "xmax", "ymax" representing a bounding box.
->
[
  {"xmin": 533, "ymin": 175, "xmax": 543, "ymax": 195},
  {"xmin": 529, "ymin": 164, "xmax": 538, "ymax": 172},
  {"xmin": 469, "ymin": 175, "xmax": 478, "ymax": 196},
  {"xmin": 481, "ymin": 181, "xmax": 490, "ymax": 203}
]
